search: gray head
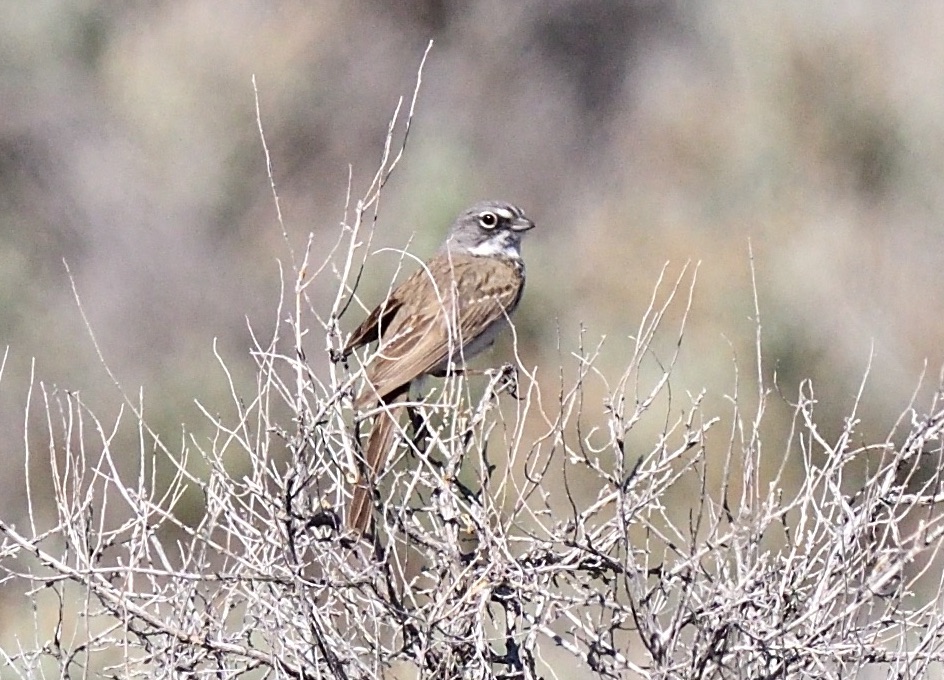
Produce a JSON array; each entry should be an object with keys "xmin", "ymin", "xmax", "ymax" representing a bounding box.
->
[{"xmin": 440, "ymin": 200, "xmax": 535, "ymax": 259}]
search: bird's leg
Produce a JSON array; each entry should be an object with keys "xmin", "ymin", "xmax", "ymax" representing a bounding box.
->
[
  {"xmin": 407, "ymin": 403, "xmax": 432, "ymax": 454},
  {"xmin": 328, "ymin": 342, "xmax": 354, "ymax": 365},
  {"xmin": 490, "ymin": 363, "xmax": 520, "ymax": 399},
  {"xmin": 432, "ymin": 365, "xmax": 520, "ymax": 398},
  {"xmin": 432, "ymin": 366, "xmax": 487, "ymax": 378}
]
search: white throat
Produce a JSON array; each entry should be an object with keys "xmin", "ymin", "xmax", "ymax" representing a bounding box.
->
[{"xmin": 467, "ymin": 234, "xmax": 522, "ymax": 260}]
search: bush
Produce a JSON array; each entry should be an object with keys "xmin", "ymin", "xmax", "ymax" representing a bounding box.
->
[{"xmin": 3, "ymin": 67, "xmax": 944, "ymax": 680}]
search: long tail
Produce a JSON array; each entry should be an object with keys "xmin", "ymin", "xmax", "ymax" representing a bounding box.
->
[{"xmin": 348, "ymin": 394, "xmax": 405, "ymax": 535}]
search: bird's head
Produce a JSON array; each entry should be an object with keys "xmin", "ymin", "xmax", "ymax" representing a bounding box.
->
[{"xmin": 441, "ymin": 200, "xmax": 535, "ymax": 260}]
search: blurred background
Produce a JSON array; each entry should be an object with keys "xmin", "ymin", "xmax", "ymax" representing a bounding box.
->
[{"xmin": 3, "ymin": 0, "xmax": 944, "ymax": 631}]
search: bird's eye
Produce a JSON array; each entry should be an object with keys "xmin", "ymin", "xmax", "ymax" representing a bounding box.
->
[{"xmin": 478, "ymin": 211, "xmax": 499, "ymax": 229}]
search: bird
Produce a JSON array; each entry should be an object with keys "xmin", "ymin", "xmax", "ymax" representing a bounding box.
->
[{"xmin": 340, "ymin": 200, "xmax": 535, "ymax": 535}]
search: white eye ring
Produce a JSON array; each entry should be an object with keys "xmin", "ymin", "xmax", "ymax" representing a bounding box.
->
[{"xmin": 478, "ymin": 211, "xmax": 499, "ymax": 229}]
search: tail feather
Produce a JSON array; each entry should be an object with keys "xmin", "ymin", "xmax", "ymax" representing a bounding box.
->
[{"xmin": 348, "ymin": 395, "xmax": 404, "ymax": 535}]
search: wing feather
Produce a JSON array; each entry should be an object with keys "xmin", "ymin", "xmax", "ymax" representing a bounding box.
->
[
  {"xmin": 342, "ymin": 295, "xmax": 403, "ymax": 356},
  {"xmin": 354, "ymin": 254, "xmax": 523, "ymax": 408}
]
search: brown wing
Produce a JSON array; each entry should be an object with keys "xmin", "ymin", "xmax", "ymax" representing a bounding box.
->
[
  {"xmin": 342, "ymin": 295, "xmax": 404, "ymax": 357},
  {"xmin": 354, "ymin": 253, "xmax": 523, "ymax": 408}
]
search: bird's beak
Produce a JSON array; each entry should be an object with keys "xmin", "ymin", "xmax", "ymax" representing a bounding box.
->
[{"xmin": 511, "ymin": 216, "xmax": 536, "ymax": 232}]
